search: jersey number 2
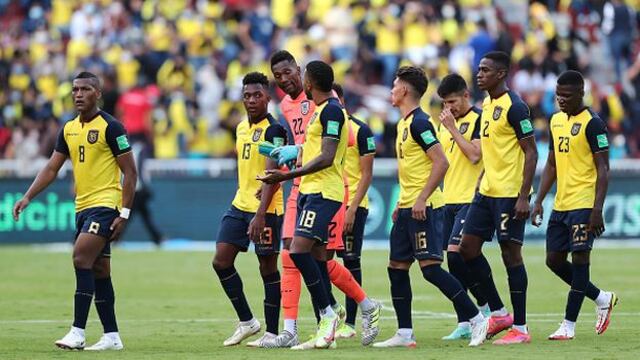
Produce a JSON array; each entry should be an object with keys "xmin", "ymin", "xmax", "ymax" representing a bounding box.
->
[{"xmin": 482, "ymin": 121, "xmax": 489, "ymax": 137}]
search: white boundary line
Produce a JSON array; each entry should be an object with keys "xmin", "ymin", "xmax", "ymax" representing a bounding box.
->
[{"xmin": 3, "ymin": 312, "xmax": 640, "ymax": 325}]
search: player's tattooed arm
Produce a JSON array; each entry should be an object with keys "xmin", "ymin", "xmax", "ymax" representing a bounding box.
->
[
  {"xmin": 532, "ymin": 150, "xmax": 557, "ymax": 226},
  {"xmin": 13, "ymin": 151, "xmax": 67, "ymax": 220}
]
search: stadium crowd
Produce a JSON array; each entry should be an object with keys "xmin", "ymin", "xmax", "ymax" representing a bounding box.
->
[{"xmin": 0, "ymin": 0, "xmax": 639, "ymax": 163}]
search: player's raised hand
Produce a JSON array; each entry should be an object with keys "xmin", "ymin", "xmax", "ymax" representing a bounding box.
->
[
  {"xmin": 257, "ymin": 169, "xmax": 287, "ymax": 184},
  {"xmin": 109, "ymin": 217, "xmax": 128, "ymax": 242},
  {"xmin": 247, "ymin": 214, "xmax": 265, "ymax": 242},
  {"xmin": 514, "ymin": 196, "xmax": 530, "ymax": 220},
  {"xmin": 12, "ymin": 197, "xmax": 30, "ymax": 221},
  {"xmin": 531, "ymin": 202, "xmax": 544, "ymax": 227},
  {"xmin": 587, "ymin": 208, "xmax": 605, "ymax": 238},
  {"xmin": 439, "ymin": 107, "xmax": 456, "ymax": 131},
  {"xmin": 343, "ymin": 207, "xmax": 356, "ymax": 234},
  {"xmin": 412, "ymin": 200, "xmax": 427, "ymax": 221},
  {"xmin": 270, "ymin": 145, "xmax": 299, "ymax": 167}
]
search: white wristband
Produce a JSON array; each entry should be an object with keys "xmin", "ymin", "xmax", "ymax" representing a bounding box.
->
[{"xmin": 120, "ymin": 207, "xmax": 131, "ymax": 219}]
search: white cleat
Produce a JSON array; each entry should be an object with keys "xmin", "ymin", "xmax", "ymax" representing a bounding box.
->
[
  {"xmin": 223, "ymin": 319, "xmax": 261, "ymax": 346},
  {"xmin": 85, "ymin": 333, "xmax": 124, "ymax": 351},
  {"xmin": 263, "ymin": 330, "xmax": 299, "ymax": 348},
  {"xmin": 55, "ymin": 328, "xmax": 86, "ymax": 350},
  {"xmin": 469, "ymin": 315, "xmax": 489, "ymax": 347},
  {"xmin": 548, "ymin": 321, "xmax": 575, "ymax": 340},
  {"xmin": 246, "ymin": 332, "xmax": 277, "ymax": 347},
  {"xmin": 372, "ymin": 332, "xmax": 417, "ymax": 348}
]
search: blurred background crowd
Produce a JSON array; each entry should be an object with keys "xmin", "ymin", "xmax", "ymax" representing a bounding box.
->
[{"xmin": 0, "ymin": 0, "xmax": 639, "ymax": 164}]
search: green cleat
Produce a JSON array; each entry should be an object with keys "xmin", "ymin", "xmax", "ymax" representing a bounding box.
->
[{"xmin": 442, "ymin": 325, "xmax": 472, "ymax": 340}]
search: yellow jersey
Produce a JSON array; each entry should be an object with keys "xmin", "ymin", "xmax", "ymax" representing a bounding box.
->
[
  {"xmin": 438, "ymin": 107, "xmax": 483, "ymax": 204},
  {"xmin": 396, "ymin": 108, "xmax": 444, "ymax": 209},
  {"xmin": 549, "ymin": 108, "xmax": 609, "ymax": 211},
  {"xmin": 232, "ymin": 114, "xmax": 287, "ymax": 214},
  {"xmin": 55, "ymin": 111, "xmax": 132, "ymax": 212},
  {"xmin": 479, "ymin": 91, "xmax": 535, "ymax": 198},
  {"xmin": 344, "ymin": 116, "xmax": 376, "ymax": 209},
  {"xmin": 299, "ymin": 98, "xmax": 348, "ymax": 203}
]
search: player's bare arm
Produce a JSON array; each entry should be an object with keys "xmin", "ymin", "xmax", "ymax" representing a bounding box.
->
[
  {"xmin": 588, "ymin": 151, "xmax": 609, "ymax": 237},
  {"xmin": 439, "ymin": 108, "xmax": 481, "ymax": 164},
  {"xmin": 109, "ymin": 151, "xmax": 137, "ymax": 241},
  {"xmin": 532, "ymin": 150, "xmax": 557, "ymax": 226},
  {"xmin": 13, "ymin": 151, "xmax": 68, "ymax": 221},
  {"xmin": 412, "ymin": 143, "xmax": 449, "ymax": 221},
  {"xmin": 258, "ymin": 137, "xmax": 338, "ymax": 184},
  {"xmin": 344, "ymin": 153, "xmax": 374, "ymax": 233},
  {"xmin": 515, "ymin": 136, "xmax": 538, "ymax": 220},
  {"xmin": 249, "ymin": 157, "xmax": 281, "ymax": 242}
]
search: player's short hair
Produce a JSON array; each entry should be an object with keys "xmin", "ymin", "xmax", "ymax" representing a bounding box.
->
[
  {"xmin": 305, "ymin": 61, "xmax": 334, "ymax": 92},
  {"xmin": 270, "ymin": 50, "xmax": 296, "ymax": 68},
  {"xmin": 396, "ymin": 66, "xmax": 428, "ymax": 98},
  {"xmin": 73, "ymin": 71, "xmax": 101, "ymax": 89},
  {"xmin": 482, "ymin": 51, "xmax": 511, "ymax": 72},
  {"xmin": 437, "ymin": 74, "xmax": 468, "ymax": 98},
  {"xmin": 332, "ymin": 83, "xmax": 344, "ymax": 99},
  {"xmin": 557, "ymin": 70, "xmax": 584, "ymax": 88},
  {"xmin": 242, "ymin": 71, "xmax": 269, "ymax": 88}
]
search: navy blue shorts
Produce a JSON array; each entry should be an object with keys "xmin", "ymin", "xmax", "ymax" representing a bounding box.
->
[
  {"xmin": 546, "ymin": 209, "xmax": 595, "ymax": 253},
  {"xmin": 294, "ymin": 193, "xmax": 342, "ymax": 243},
  {"xmin": 462, "ymin": 193, "xmax": 526, "ymax": 244},
  {"xmin": 389, "ymin": 207, "xmax": 444, "ymax": 262},
  {"xmin": 338, "ymin": 207, "xmax": 368, "ymax": 261},
  {"xmin": 75, "ymin": 207, "xmax": 118, "ymax": 258},
  {"xmin": 217, "ymin": 206, "xmax": 282, "ymax": 255},
  {"xmin": 442, "ymin": 204, "xmax": 470, "ymax": 249}
]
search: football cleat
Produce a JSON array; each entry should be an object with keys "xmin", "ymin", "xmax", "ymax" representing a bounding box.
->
[
  {"xmin": 263, "ymin": 330, "xmax": 299, "ymax": 348},
  {"xmin": 361, "ymin": 301, "xmax": 381, "ymax": 346},
  {"xmin": 548, "ymin": 322, "xmax": 574, "ymax": 340},
  {"xmin": 335, "ymin": 324, "xmax": 356, "ymax": 339},
  {"xmin": 55, "ymin": 328, "xmax": 86, "ymax": 350},
  {"xmin": 442, "ymin": 325, "xmax": 471, "ymax": 340},
  {"xmin": 596, "ymin": 292, "xmax": 618, "ymax": 335},
  {"xmin": 314, "ymin": 313, "xmax": 339, "ymax": 349},
  {"xmin": 246, "ymin": 332, "xmax": 277, "ymax": 348},
  {"xmin": 487, "ymin": 313, "xmax": 513, "ymax": 339},
  {"xmin": 469, "ymin": 316, "xmax": 489, "ymax": 347},
  {"xmin": 493, "ymin": 327, "xmax": 531, "ymax": 345},
  {"xmin": 291, "ymin": 334, "xmax": 337, "ymax": 350},
  {"xmin": 372, "ymin": 332, "xmax": 417, "ymax": 348},
  {"xmin": 223, "ymin": 319, "xmax": 261, "ymax": 346},
  {"xmin": 85, "ymin": 333, "xmax": 124, "ymax": 351}
]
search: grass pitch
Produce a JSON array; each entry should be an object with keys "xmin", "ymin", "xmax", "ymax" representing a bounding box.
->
[{"xmin": 0, "ymin": 244, "xmax": 639, "ymax": 359}]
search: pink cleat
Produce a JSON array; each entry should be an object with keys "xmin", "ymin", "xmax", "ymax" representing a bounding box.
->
[
  {"xmin": 493, "ymin": 328, "xmax": 531, "ymax": 345},
  {"xmin": 486, "ymin": 314, "xmax": 513, "ymax": 339}
]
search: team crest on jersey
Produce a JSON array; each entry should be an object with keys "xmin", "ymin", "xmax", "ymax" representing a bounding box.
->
[
  {"xmin": 252, "ymin": 128, "xmax": 263, "ymax": 142},
  {"xmin": 459, "ymin": 122, "xmax": 470, "ymax": 135},
  {"xmin": 492, "ymin": 106, "xmax": 503, "ymax": 120},
  {"xmin": 301, "ymin": 100, "xmax": 310, "ymax": 115},
  {"xmin": 571, "ymin": 123, "xmax": 582, "ymax": 136},
  {"xmin": 87, "ymin": 130, "xmax": 99, "ymax": 144},
  {"xmin": 402, "ymin": 128, "xmax": 408, "ymax": 141}
]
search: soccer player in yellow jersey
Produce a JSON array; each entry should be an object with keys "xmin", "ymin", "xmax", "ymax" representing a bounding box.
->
[
  {"xmin": 436, "ymin": 74, "xmax": 490, "ymax": 340},
  {"xmin": 459, "ymin": 51, "xmax": 538, "ymax": 345},
  {"xmin": 373, "ymin": 66, "xmax": 488, "ymax": 349},
  {"xmin": 332, "ymin": 84, "xmax": 379, "ymax": 340},
  {"xmin": 13, "ymin": 72, "xmax": 137, "ymax": 351},
  {"xmin": 212, "ymin": 72, "xmax": 287, "ymax": 347},
  {"xmin": 532, "ymin": 70, "xmax": 617, "ymax": 340},
  {"xmin": 259, "ymin": 61, "xmax": 348, "ymax": 349}
]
